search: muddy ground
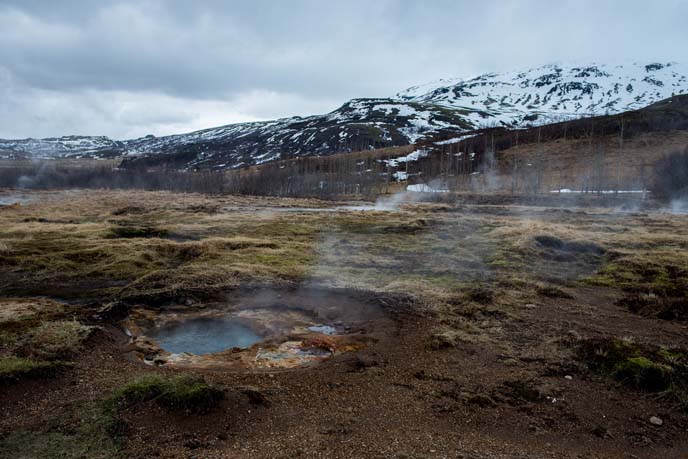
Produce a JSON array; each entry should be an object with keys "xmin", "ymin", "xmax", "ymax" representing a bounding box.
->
[{"xmin": 1, "ymin": 190, "xmax": 687, "ymax": 459}]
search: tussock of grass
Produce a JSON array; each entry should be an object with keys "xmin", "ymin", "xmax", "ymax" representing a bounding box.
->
[
  {"xmin": 0, "ymin": 356, "xmax": 64, "ymax": 383},
  {"xmin": 108, "ymin": 225, "xmax": 169, "ymax": 239},
  {"xmin": 535, "ymin": 284, "xmax": 574, "ymax": 299},
  {"xmin": 0, "ymin": 402, "xmax": 120, "ymax": 459},
  {"xmin": 612, "ymin": 356, "xmax": 673, "ymax": 392},
  {"xmin": 103, "ymin": 374, "xmax": 224, "ymax": 417},
  {"xmin": 576, "ymin": 337, "xmax": 688, "ymax": 407},
  {"xmin": 617, "ymin": 293, "xmax": 688, "ymax": 321},
  {"xmin": 18, "ymin": 320, "xmax": 93, "ymax": 360},
  {"xmin": 1, "ymin": 373, "xmax": 222, "ymax": 457},
  {"xmin": 534, "ymin": 235, "xmax": 605, "ymax": 255},
  {"xmin": 430, "ymin": 322, "xmax": 482, "ymax": 348},
  {"xmin": 341, "ymin": 218, "xmax": 430, "ymax": 235},
  {"xmin": 111, "ymin": 205, "xmax": 147, "ymax": 216},
  {"xmin": 465, "ymin": 285, "xmax": 494, "ymax": 304}
]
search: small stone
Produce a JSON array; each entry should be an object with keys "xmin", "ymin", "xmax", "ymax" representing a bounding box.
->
[
  {"xmin": 524, "ymin": 303, "xmax": 537, "ymax": 309},
  {"xmin": 649, "ymin": 416, "xmax": 663, "ymax": 426},
  {"xmin": 564, "ymin": 375, "xmax": 573, "ymax": 380}
]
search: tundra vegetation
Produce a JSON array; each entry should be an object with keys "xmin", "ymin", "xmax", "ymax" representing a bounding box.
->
[{"xmin": 0, "ymin": 188, "xmax": 687, "ymax": 458}]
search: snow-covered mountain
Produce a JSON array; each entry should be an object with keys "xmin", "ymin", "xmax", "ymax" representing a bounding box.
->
[
  {"xmin": 118, "ymin": 99, "xmax": 473, "ymax": 170},
  {"xmin": 396, "ymin": 62, "xmax": 687, "ymax": 126},
  {"xmin": 0, "ymin": 136, "xmax": 124, "ymax": 160},
  {"xmin": 1, "ymin": 62, "xmax": 685, "ymax": 169}
]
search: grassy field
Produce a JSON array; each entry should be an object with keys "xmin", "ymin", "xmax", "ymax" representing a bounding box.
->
[{"xmin": 1, "ymin": 189, "xmax": 687, "ymax": 458}]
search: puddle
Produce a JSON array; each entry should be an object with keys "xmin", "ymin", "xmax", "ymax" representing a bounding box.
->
[
  {"xmin": 0, "ymin": 194, "xmax": 33, "ymax": 206},
  {"xmin": 147, "ymin": 317, "xmax": 262, "ymax": 355}
]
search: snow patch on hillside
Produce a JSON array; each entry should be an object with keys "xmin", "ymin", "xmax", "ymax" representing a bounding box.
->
[{"xmin": 396, "ymin": 62, "xmax": 687, "ymax": 127}]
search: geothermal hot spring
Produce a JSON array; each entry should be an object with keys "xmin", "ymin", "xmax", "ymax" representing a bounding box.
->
[
  {"xmin": 146, "ymin": 316, "xmax": 263, "ymax": 355},
  {"xmin": 127, "ymin": 289, "xmax": 388, "ymax": 370}
]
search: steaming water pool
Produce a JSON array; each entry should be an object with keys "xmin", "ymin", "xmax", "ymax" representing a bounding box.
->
[
  {"xmin": 147, "ymin": 316, "xmax": 262, "ymax": 355},
  {"xmin": 0, "ymin": 194, "xmax": 32, "ymax": 206}
]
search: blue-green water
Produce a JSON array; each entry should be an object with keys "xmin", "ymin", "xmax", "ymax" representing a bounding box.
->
[{"xmin": 149, "ymin": 317, "xmax": 262, "ymax": 355}]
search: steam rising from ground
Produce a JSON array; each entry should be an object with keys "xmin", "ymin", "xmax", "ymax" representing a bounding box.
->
[
  {"xmin": 669, "ymin": 198, "xmax": 688, "ymax": 214},
  {"xmin": 374, "ymin": 179, "xmax": 450, "ymax": 211}
]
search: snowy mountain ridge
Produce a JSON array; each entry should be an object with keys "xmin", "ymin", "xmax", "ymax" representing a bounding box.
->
[
  {"xmin": 1, "ymin": 62, "xmax": 685, "ymax": 169},
  {"xmin": 396, "ymin": 61, "xmax": 686, "ymax": 126}
]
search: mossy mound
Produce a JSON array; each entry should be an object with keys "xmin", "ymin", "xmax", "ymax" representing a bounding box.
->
[
  {"xmin": 0, "ymin": 356, "xmax": 65, "ymax": 384},
  {"xmin": 576, "ymin": 337, "xmax": 688, "ymax": 406},
  {"xmin": 534, "ymin": 235, "xmax": 605, "ymax": 255},
  {"xmin": 617, "ymin": 294, "xmax": 688, "ymax": 321},
  {"xmin": 104, "ymin": 374, "xmax": 224, "ymax": 417},
  {"xmin": 17, "ymin": 320, "xmax": 93, "ymax": 361},
  {"xmin": 612, "ymin": 356, "xmax": 673, "ymax": 392}
]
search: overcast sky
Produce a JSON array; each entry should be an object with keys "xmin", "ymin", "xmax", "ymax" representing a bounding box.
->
[{"xmin": 1, "ymin": 0, "xmax": 686, "ymax": 140}]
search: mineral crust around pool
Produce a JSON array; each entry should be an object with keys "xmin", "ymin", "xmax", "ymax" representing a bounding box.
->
[{"xmin": 123, "ymin": 290, "xmax": 385, "ymax": 370}]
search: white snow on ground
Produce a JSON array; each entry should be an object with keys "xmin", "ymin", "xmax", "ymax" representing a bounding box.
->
[
  {"xmin": 371, "ymin": 104, "xmax": 420, "ymax": 117},
  {"xmin": 550, "ymin": 189, "xmax": 649, "ymax": 194},
  {"xmin": 434, "ymin": 134, "xmax": 478, "ymax": 145},
  {"xmin": 393, "ymin": 171, "xmax": 408, "ymax": 181},
  {"xmin": 386, "ymin": 149, "xmax": 429, "ymax": 167},
  {"xmin": 407, "ymin": 183, "xmax": 450, "ymax": 193}
]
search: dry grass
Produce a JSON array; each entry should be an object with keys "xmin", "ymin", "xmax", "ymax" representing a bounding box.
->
[
  {"xmin": 18, "ymin": 320, "xmax": 93, "ymax": 361},
  {"xmin": 430, "ymin": 322, "xmax": 484, "ymax": 348},
  {"xmin": 1, "ymin": 189, "xmax": 687, "ymax": 326}
]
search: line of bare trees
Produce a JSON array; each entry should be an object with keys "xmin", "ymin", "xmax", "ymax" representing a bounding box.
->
[
  {"xmin": 1, "ymin": 95, "xmax": 685, "ymax": 199},
  {"xmin": 412, "ymin": 102, "xmax": 688, "ymax": 194}
]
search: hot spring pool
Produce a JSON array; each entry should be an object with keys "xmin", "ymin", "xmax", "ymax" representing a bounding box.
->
[{"xmin": 148, "ymin": 316, "xmax": 262, "ymax": 355}]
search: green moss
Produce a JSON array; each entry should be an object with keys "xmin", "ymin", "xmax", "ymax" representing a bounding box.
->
[
  {"xmin": 577, "ymin": 338, "xmax": 688, "ymax": 407},
  {"xmin": 583, "ymin": 262, "xmax": 640, "ymax": 288},
  {"xmin": 612, "ymin": 357, "xmax": 673, "ymax": 392},
  {"xmin": 576, "ymin": 337, "xmax": 638, "ymax": 371},
  {"xmin": 585, "ymin": 257, "xmax": 688, "ymax": 294},
  {"xmin": 0, "ymin": 402, "xmax": 121, "ymax": 459},
  {"xmin": 0, "ymin": 357, "xmax": 65, "ymax": 383},
  {"xmin": 657, "ymin": 347, "xmax": 687, "ymax": 364},
  {"xmin": 103, "ymin": 374, "xmax": 224, "ymax": 417}
]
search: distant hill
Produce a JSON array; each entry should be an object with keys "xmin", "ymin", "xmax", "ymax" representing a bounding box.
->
[
  {"xmin": 407, "ymin": 93, "xmax": 688, "ymax": 194},
  {"xmin": 397, "ymin": 62, "xmax": 687, "ymax": 126},
  {"xmin": 1, "ymin": 62, "xmax": 685, "ymax": 171}
]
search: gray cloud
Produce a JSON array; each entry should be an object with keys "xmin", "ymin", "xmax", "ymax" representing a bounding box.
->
[{"xmin": 0, "ymin": 0, "xmax": 686, "ymax": 139}]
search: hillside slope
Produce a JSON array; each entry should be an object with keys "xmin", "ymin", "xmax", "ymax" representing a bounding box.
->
[
  {"xmin": 397, "ymin": 62, "xmax": 687, "ymax": 126},
  {"xmin": 406, "ymin": 94, "xmax": 688, "ymax": 194},
  {"xmin": 1, "ymin": 62, "xmax": 685, "ymax": 171},
  {"xmin": 118, "ymin": 99, "xmax": 474, "ymax": 170}
]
